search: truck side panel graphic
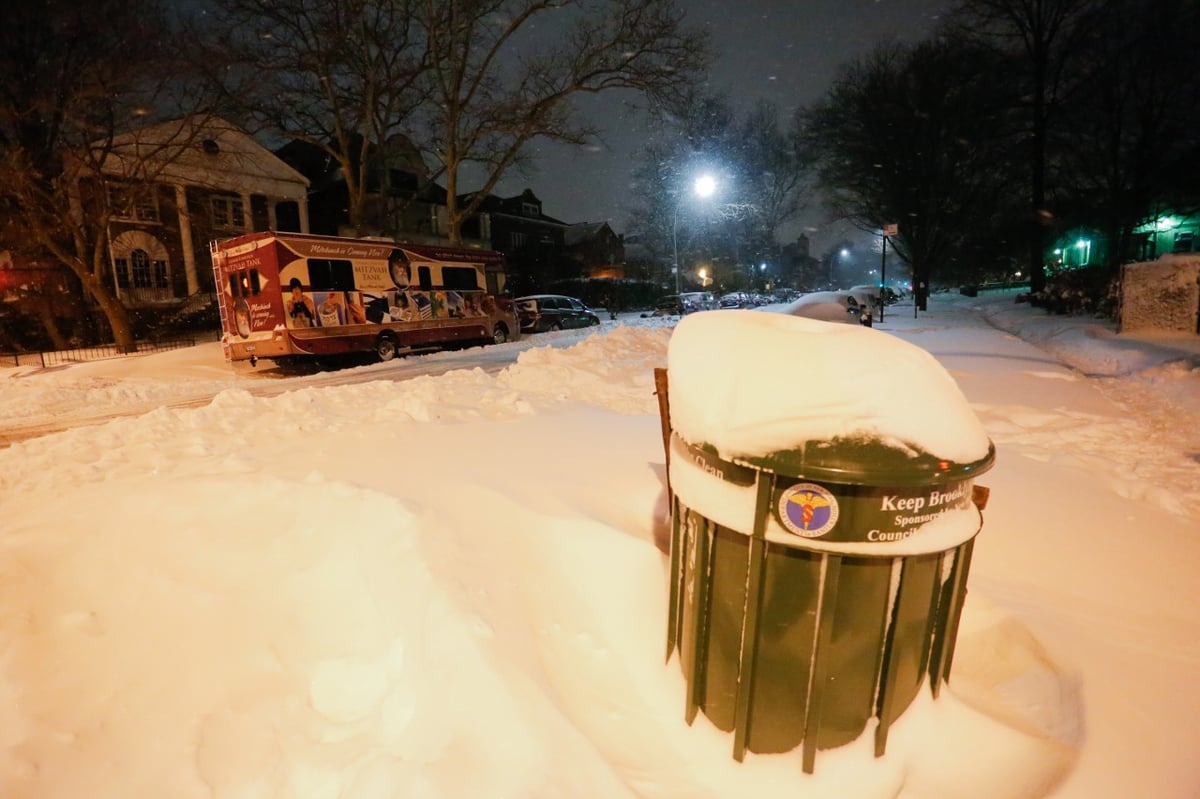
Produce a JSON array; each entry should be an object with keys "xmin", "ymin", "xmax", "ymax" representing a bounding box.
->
[{"xmin": 210, "ymin": 231, "xmax": 519, "ymax": 365}]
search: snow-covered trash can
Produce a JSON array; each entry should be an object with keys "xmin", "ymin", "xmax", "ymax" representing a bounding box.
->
[{"xmin": 663, "ymin": 310, "xmax": 994, "ymax": 774}]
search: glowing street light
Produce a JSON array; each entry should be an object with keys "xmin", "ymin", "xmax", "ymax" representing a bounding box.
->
[
  {"xmin": 830, "ymin": 246, "xmax": 851, "ymax": 282},
  {"xmin": 673, "ymin": 174, "xmax": 717, "ymax": 294}
]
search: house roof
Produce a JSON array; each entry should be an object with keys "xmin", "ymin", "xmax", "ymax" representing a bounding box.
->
[
  {"xmin": 275, "ymin": 134, "xmax": 431, "ymax": 192},
  {"xmin": 457, "ymin": 188, "xmax": 566, "ymax": 226},
  {"xmin": 563, "ymin": 221, "xmax": 614, "ymax": 247},
  {"xmin": 96, "ymin": 116, "xmax": 309, "ymax": 200}
]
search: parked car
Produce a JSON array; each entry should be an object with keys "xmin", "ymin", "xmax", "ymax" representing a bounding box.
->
[
  {"xmin": 651, "ymin": 294, "xmax": 688, "ymax": 316},
  {"xmin": 514, "ymin": 294, "xmax": 601, "ymax": 332},
  {"xmin": 719, "ymin": 292, "xmax": 753, "ymax": 309},
  {"xmin": 679, "ymin": 291, "xmax": 718, "ymax": 311},
  {"xmin": 848, "ymin": 285, "xmax": 884, "ymax": 311},
  {"xmin": 780, "ymin": 291, "xmax": 872, "ymax": 326},
  {"xmin": 650, "ymin": 292, "xmax": 715, "ymax": 316}
]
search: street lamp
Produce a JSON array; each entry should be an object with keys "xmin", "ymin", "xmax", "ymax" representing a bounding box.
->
[
  {"xmin": 673, "ymin": 174, "xmax": 717, "ymax": 294},
  {"xmin": 829, "ymin": 247, "xmax": 850, "ymax": 283}
]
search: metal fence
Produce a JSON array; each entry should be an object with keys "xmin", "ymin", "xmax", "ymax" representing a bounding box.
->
[{"xmin": 0, "ymin": 337, "xmax": 197, "ymax": 369}]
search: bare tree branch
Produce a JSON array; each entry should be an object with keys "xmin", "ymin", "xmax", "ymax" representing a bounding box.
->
[{"xmin": 413, "ymin": 0, "xmax": 710, "ymax": 242}]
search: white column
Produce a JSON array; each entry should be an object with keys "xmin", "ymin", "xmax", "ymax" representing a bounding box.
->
[
  {"xmin": 175, "ymin": 184, "xmax": 200, "ymax": 295},
  {"xmin": 298, "ymin": 197, "xmax": 310, "ymax": 233},
  {"xmin": 240, "ymin": 192, "xmax": 253, "ymax": 232},
  {"xmin": 267, "ymin": 199, "xmax": 278, "ymax": 231}
]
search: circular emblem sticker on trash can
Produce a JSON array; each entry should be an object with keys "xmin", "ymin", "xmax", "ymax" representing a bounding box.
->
[{"xmin": 778, "ymin": 483, "xmax": 840, "ymax": 538}]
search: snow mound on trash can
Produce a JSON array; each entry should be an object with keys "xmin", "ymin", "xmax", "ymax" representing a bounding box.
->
[{"xmin": 667, "ymin": 310, "xmax": 990, "ymax": 463}]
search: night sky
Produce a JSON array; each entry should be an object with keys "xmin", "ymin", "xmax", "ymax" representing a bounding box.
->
[{"xmin": 498, "ymin": 0, "xmax": 952, "ymax": 250}]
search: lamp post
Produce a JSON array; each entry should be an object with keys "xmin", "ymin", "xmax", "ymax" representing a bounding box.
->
[
  {"xmin": 673, "ymin": 174, "xmax": 717, "ymax": 295},
  {"xmin": 829, "ymin": 247, "xmax": 850, "ymax": 284}
]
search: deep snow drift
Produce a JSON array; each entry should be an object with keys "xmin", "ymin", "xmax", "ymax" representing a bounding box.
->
[{"xmin": 0, "ymin": 292, "xmax": 1197, "ymax": 799}]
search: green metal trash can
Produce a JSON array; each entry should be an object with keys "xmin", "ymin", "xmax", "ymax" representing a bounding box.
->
[{"xmin": 666, "ymin": 434, "xmax": 994, "ymax": 773}]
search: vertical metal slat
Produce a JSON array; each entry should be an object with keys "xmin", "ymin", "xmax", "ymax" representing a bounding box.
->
[
  {"xmin": 802, "ymin": 553, "xmax": 842, "ymax": 774},
  {"xmin": 731, "ymin": 472, "xmax": 774, "ymax": 761}
]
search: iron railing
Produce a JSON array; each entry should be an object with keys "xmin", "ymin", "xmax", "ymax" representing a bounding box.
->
[{"xmin": 0, "ymin": 337, "xmax": 197, "ymax": 369}]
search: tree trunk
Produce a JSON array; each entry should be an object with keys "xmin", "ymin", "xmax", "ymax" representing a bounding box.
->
[
  {"xmin": 1028, "ymin": 72, "xmax": 1048, "ymax": 295},
  {"xmin": 79, "ymin": 275, "xmax": 137, "ymax": 352},
  {"xmin": 28, "ymin": 293, "xmax": 71, "ymax": 350},
  {"xmin": 444, "ymin": 156, "xmax": 464, "ymax": 245}
]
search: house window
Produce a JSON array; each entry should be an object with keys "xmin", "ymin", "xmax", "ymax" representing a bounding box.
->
[
  {"xmin": 1173, "ymin": 231, "xmax": 1195, "ymax": 253},
  {"xmin": 130, "ymin": 248, "xmax": 153, "ymax": 288},
  {"xmin": 110, "ymin": 230, "xmax": 170, "ymax": 294},
  {"xmin": 153, "ymin": 258, "xmax": 169, "ymax": 288},
  {"xmin": 211, "ymin": 196, "xmax": 246, "ymax": 229},
  {"xmin": 116, "ymin": 249, "xmax": 168, "ymax": 288},
  {"xmin": 108, "ymin": 183, "xmax": 160, "ymax": 223},
  {"xmin": 511, "ymin": 232, "xmax": 527, "ymax": 248},
  {"xmin": 522, "ymin": 202, "xmax": 539, "ymax": 216}
]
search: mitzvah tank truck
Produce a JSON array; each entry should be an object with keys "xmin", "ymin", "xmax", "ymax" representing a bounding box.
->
[{"xmin": 210, "ymin": 231, "xmax": 520, "ymax": 366}]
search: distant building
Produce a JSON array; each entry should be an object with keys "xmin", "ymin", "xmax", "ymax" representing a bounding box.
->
[
  {"xmin": 458, "ymin": 189, "xmax": 572, "ymax": 293},
  {"xmin": 1045, "ymin": 210, "xmax": 1200, "ymax": 275},
  {"xmin": 0, "ymin": 250, "xmax": 79, "ymax": 319},
  {"xmin": 88, "ymin": 115, "xmax": 309, "ymax": 306},
  {"xmin": 563, "ymin": 222, "xmax": 625, "ymax": 279},
  {"xmin": 274, "ymin": 134, "xmax": 451, "ymax": 244},
  {"xmin": 276, "ymin": 139, "xmax": 631, "ymax": 294},
  {"xmin": 1131, "ymin": 211, "xmax": 1200, "ymax": 261},
  {"xmin": 780, "ymin": 234, "xmax": 822, "ymax": 289}
]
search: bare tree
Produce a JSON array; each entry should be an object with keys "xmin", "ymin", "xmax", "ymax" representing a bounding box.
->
[
  {"xmin": 726, "ymin": 101, "xmax": 808, "ymax": 287},
  {"xmin": 1053, "ymin": 0, "xmax": 1200, "ymax": 269},
  {"xmin": 627, "ymin": 92, "xmax": 808, "ymax": 291},
  {"xmin": 628, "ymin": 92, "xmax": 738, "ymax": 287},
  {"xmin": 414, "ymin": 0, "xmax": 710, "ymax": 243},
  {"xmin": 796, "ymin": 39, "xmax": 1021, "ymax": 307},
  {"xmin": 196, "ymin": 0, "xmax": 431, "ymax": 237},
  {"xmin": 736, "ymin": 102, "xmax": 808, "ymax": 243},
  {"xmin": 0, "ymin": 0, "xmax": 200, "ymax": 351},
  {"xmin": 949, "ymin": 0, "xmax": 1104, "ymax": 294}
]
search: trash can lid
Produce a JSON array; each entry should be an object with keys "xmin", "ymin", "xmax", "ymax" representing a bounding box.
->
[
  {"xmin": 667, "ymin": 310, "xmax": 993, "ymax": 468},
  {"xmin": 734, "ymin": 435, "xmax": 995, "ymax": 487}
]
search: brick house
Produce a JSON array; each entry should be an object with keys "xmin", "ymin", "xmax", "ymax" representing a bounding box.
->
[
  {"xmin": 564, "ymin": 221, "xmax": 626, "ymax": 278},
  {"xmin": 457, "ymin": 189, "xmax": 574, "ymax": 293},
  {"xmin": 275, "ymin": 135, "xmax": 451, "ymax": 244},
  {"xmin": 276, "ymin": 137, "xmax": 629, "ymax": 294}
]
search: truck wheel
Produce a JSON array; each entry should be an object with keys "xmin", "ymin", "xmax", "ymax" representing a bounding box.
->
[
  {"xmin": 492, "ymin": 324, "xmax": 508, "ymax": 345},
  {"xmin": 376, "ymin": 334, "xmax": 398, "ymax": 361}
]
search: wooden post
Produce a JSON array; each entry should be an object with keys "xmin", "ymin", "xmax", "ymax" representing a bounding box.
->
[{"xmin": 654, "ymin": 367, "xmax": 672, "ymax": 500}]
